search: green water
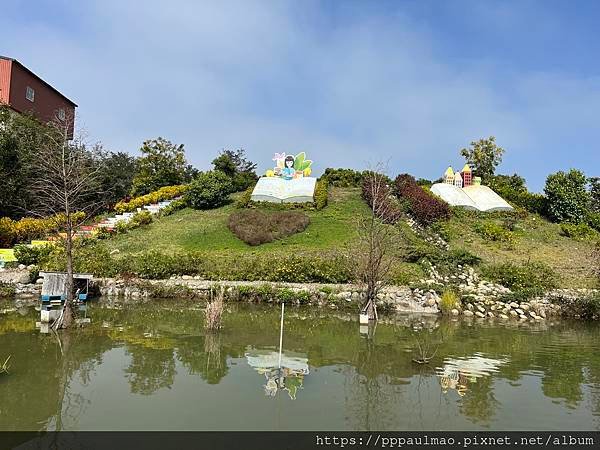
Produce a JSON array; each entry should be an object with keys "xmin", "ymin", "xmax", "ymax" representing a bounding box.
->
[{"xmin": 1, "ymin": 300, "xmax": 599, "ymax": 431}]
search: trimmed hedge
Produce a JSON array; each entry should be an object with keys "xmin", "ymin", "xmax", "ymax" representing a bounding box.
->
[
  {"xmin": 393, "ymin": 174, "xmax": 450, "ymax": 226},
  {"xmin": 0, "ymin": 212, "xmax": 86, "ymax": 247},
  {"xmin": 314, "ymin": 180, "xmax": 328, "ymax": 210},
  {"xmin": 114, "ymin": 185, "xmax": 188, "ymax": 213}
]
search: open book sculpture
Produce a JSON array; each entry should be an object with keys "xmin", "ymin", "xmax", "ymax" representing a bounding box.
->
[
  {"xmin": 251, "ymin": 152, "xmax": 317, "ymax": 203},
  {"xmin": 431, "ymin": 164, "xmax": 513, "ymax": 212}
]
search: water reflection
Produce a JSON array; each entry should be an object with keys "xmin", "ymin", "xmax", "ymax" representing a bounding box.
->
[
  {"xmin": 245, "ymin": 348, "xmax": 309, "ymax": 399},
  {"xmin": 0, "ymin": 301, "xmax": 599, "ymax": 431},
  {"xmin": 436, "ymin": 353, "xmax": 509, "ymax": 397}
]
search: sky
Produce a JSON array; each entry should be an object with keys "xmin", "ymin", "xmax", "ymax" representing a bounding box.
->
[{"xmin": 2, "ymin": 0, "xmax": 599, "ymax": 191}]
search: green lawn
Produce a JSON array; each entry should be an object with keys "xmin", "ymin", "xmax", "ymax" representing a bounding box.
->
[
  {"xmin": 104, "ymin": 187, "xmax": 371, "ymax": 255},
  {"xmin": 445, "ymin": 212, "xmax": 599, "ymax": 288},
  {"xmin": 99, "ymin": 187, "xmax": 598, "ymax": 288}
]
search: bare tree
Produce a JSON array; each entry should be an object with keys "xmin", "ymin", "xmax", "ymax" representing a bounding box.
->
[
  {"xmin": 26, "ymin": 111, "xmax": 104, "ymax": 329},
  {"xmin": 354, "ymin": 166, "xmax": 402, "ymax": 321}
]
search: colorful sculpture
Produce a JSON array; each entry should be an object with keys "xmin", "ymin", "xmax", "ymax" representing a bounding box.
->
[
  {"xmin": 461, "ymin": 164, "xmax": 472, "ymax": 187},
  {"xmin": 266, "ymin": 152, "xmax": 313, "ymax": 180}
]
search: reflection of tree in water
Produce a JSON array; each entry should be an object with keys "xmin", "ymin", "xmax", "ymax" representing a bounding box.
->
[
  {"xmin": 125, "ymin": 346, "xmax": 176, "ymax": 395},
  {"xmin": 176, "ymin": 334, "xmax": 229, "ymax": 385},
  {"xmin": 458, "ymin": 375, "xmax": 499, "ymax": 425}
]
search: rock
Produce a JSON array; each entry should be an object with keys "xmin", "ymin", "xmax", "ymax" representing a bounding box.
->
[
  {"xmin": 509, "ymin": 310, "xmax": 518, "ymax": 317},
  {"xmin": 463, "ymin": 310, "xmax": 474, "ymax": 317},
  {"xmin": 36, "ymin": 278, "xmax": 44, "ymax": 284},
  {"xmin": 521, "ymin": 304, "xmax": 530, "ymax": 311},
  {"xmin": 476, "ymin": 305, "xmax": 486, "ymax": 313},
  {"xmin": 516, "ymin": 308, "xmax": 524, "ymax": 315},
  {"xmin": 426, "ymin": 298, "xmax": 436, "ymax": 307},
  {"xmin": 475, "ymin": 311, "xmax": 485, "ymax": 318},
  {"xmin": 467, "ymin": 303, "xmax": 474, "ymax": 311},
  {"xmin": 181, "ymin": 275, "xmax": 193, "ymax": 280},
  {"xmin": 519, "ymin": 314, "xmax": 527, "ymax": 320},
  {"xmin": 509, "ymin": 302, "xmax": 519, "ymax": 309},
  {"xmin": 450, "ymin": 309, "xmax": 459, "ymax": 316},
  {"xmin": 487, "ymin": 312, "xmax": 495, "ymax": 318},
  {"xmin": 18, "ymin": 264, "xmax": 26, "ymax": 270},
  {"xmin": 499, "ymin": 314, "xmax": 509, "ymax": 319}
]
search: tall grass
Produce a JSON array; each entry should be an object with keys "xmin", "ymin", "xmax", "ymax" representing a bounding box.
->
[{"xmin": 205, "ymin": 287, "xmax": 225, "ymax": 331}]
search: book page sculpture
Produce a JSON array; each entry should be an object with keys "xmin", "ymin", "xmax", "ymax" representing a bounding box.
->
[{"xmin": 251, "ymin": 152, "xmax": 317, "ymax": 203}]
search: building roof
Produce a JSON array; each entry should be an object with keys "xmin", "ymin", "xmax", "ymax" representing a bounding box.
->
[
  {"xmin": 462, "ymin": 164, "xmax": 472, "ymax": 173},
  {"xmin": 444, "ymin": 166, "xmax": 455, "ymax": 177},
  {"xmin": 0, "ymin": 55, "xmax": 78, "ymax": 107}
]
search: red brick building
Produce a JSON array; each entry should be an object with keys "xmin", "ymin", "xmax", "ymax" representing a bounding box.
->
[{"xmin": 0, "ymin": 56, "xmax": 77, "ymax": 135}]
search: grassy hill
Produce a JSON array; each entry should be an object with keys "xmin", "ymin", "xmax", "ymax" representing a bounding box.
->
[{"xmin": 82, "ymin": 187, "xmax": 598, "ymax": 289}]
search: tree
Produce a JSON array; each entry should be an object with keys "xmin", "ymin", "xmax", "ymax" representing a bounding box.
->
[
  {"xmin": 96, "ymin": 150, "xmax": 138, "ymax": 206},
  {"xmin": 185, "ymin": 171, "xmax": 233, "ymax": 210},
  {"xmin": 0, "ymin": 105, "xmax": 43, "ymax": 218},
  {"xmin": 544, "ymin": 169, "xmax": 590, "ymax": 223},
  {"xmin": 589, "ymin": 177, "xmax": 600, "ymax": 213},
  {"xmin": 26, "ymin": 111, "xmax": 104, "ymax": 329},
  {"xmin": 212, "ymin": 148, "xmax": 258, "ymax": 192},
  {"xmin": 131, "ymin": 137, "xmax": 190, "ymax": 196},
  {"xmin": 354, "ymin": 168, "xmax": 399, "ymax": 322},
  {"xmin": 460, "ymin": 136, "xmax": 505, "ymax": 179}
]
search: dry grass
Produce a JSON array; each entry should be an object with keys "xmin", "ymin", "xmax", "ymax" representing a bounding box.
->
[
  {"xmin": 205, "ymin": 287, "xmax": 225, "ymax": 331},
  {"xmin": 0, "ymin": 355, "xmax": 11, "ymax": 374},
  {"xmin": 228, "ymin": 210, "xmax": 310, "ymax": 246}
]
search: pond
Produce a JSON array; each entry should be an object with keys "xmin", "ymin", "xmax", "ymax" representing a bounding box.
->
[{"xmin": 0, "ymin": 300, "xmax": 599, "ymax": 431}]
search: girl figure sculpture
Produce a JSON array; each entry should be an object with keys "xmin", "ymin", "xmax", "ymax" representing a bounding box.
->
[{"xmin": 281, "ymin": 155, "xmax": 295, "ymax": 180}]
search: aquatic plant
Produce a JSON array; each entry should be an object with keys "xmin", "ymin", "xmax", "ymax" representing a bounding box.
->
[{"xmin": 205, "ymin": 287, "xmax": 225, "ymax": 331}]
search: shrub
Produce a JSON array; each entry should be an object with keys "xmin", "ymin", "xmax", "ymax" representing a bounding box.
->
[
  {"xmin": 588, "ymin": 212, "xmax": 600, "ymax": 232},
  {"xmin": 186, "ymin": 171, "xmax": 232, "ymax": 210},
  {"xmin": 0, "ymin": 218, "xmax": 15, "ymax": 247},
  {"xmin": 361, "ymin": 174, "xmax": 403, "ymax": 224},
  {"xmin": 481, "ymin": 261, "xmax": 558, "ymax": 292},
  {"xmin": 115, "ymin": 221, "xmax": 129, "ymax": 234},
  {"xmin": 0, "ymin": 213, "xmax": 86, "ymax": 247},
  {"xmin": 114, "ymin": 185, "xmax": 188, "ymax": 213},
  {"xmin": 130, "ymin": 210, "xmax": 153, "ymax": 227},
  {"xmin": 544, "ymin": 169, "xmax": 591, "ymax": 223},
  {"xmin": 228, "ymin": 210, "xmax": 310, "ymax": 246},
  {"xmin": 553, "ymin": 292, "xmax": 600, "ymax": 320},
  {"xmin": 486, "ymin": 174, "xmax": 548, "ymax": 215},
  {"xmin": 160, "ymin": 198, "xmax": 188, "ymax": 216},
  {"xmin": 314, "ymin": 180, "xmax": 328, "ymax": 210},
  {"xmin": 13, "ymin": 244, "xmax": 53, "ymax": 266},
  {"xmin": 474, "ymin": 220, "xmax": 514, "ymax": 244},
  {"xmin": 320, "ymin": 168, "xmax": 365, "ymax": 187},
  {"xmin": 393, "ymin": 174, "xmax": 450, "ymax": 226},
  {"xmin": 235, "ymin": 184, "xmax": 255, "ymax": 208},
  {"xmin": 0, "ymin": 282, "xmax": 15, "ymax": 299},
  {"xmin": 560, "ymin": 222, "xmax": 596, "ymax": 241},
  {"xmin": 440, "ymin": 290, "xmax": 460, "ymax": 314}
]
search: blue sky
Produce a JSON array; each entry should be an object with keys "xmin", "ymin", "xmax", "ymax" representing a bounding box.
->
[{"xmin": 2, "ymin": 0, "xmax": 599, "ymax": 191}]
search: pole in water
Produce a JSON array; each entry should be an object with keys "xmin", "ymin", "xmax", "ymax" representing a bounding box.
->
[{"xmin": 278, "ymin": 302, "xmax": 285, "ymax": 369}]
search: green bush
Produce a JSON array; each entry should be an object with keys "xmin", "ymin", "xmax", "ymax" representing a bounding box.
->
[
  {"xmin": 235, "ymin": 184, "xmax": 255, "ymax": 208},
  {"xmin": 544, "ymin": 169, "xmax": 591, "ymax": 223},
  {"xmin": 0, "ymin": 282, "xmax": 15, "ymax": 299},
  {"xmin": 481, "ymin": 261, "xmax": 558, "ymax": 292},
  {"xmin": 320, "ymin": 168, "xmax": 365, "ymax": 187},
  {"xmin": 160, "ymin": 198, "xmax": 188, "ymax": 216},
  {"xmin": 560, "ymin": 222, "xmax": 596, "ymax": 241},
  {"xmin": 13, "ymin": 244, "xmax": 53, "ymax": 266},
  {"xmin": 130, "ymin": 210, "xmax": 153, "ymax": 227},
  {"xmin": 314, "ymin": 180, "xmax": 328, "ymax": 210},
  {"xmin": 485, "ymin": 174, "xmax": 548, "ymax": 215},
  {"xmin": 553, "ymin": 292, "xmax": 600, "ymax": 320},
  {"xmin": 186, "ymin": 171, "xmax": 232, "ymax": 210},
  {"xmin": 588, "ymin": 212, "xmax": 600, "ymax": 232},
  {"xmin": 474, "ymin": 220, "xmax": 514, "ymax": 244}
]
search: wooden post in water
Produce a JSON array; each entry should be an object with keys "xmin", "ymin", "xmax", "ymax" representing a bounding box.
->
[{"xmin": 278, "ymin": 302, "xmax": 285, "ymax": 369}]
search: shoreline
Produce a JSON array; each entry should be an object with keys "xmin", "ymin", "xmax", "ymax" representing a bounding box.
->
[{"xmin": 2, "ymin": 268, "xmax": 598, "ymax": 321}]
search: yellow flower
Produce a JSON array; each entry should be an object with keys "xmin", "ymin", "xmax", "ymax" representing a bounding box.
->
[{"xmin": 303, "ymin": 168, "xmax": 312, "ymax": 177}]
